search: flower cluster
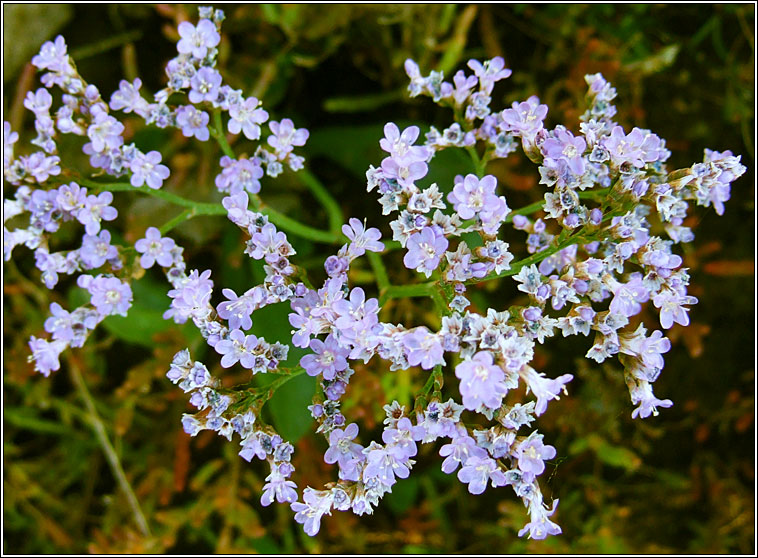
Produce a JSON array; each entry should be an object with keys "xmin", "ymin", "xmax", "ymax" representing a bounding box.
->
[{"xmin": 6, "ymin": 6, "xmax": 746, "ymax": 543}]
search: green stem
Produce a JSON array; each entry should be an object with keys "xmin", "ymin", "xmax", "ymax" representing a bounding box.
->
[
  {"xmin": 367, "ymin": 251, "xmax": 391, "ymax": 291},
  {"xmin": 379, "ymin": 282, "xmax": 437, "ymax": 305},
  {"xmin": 297, "ymin": 168, "xmax": 344, "ymax": 234},
  {"xmin": 83, "ymin": 178, "xmax": 341, "ymax": 244},
  {"xmin": 81, "ymin": 178, "xmax": 227, "ymax": 215},
  {"xmin": 67, "ymin": 357, "xmax": 151, "ymax": 537},
  {"xmin": 506, "ymin": 187, "xmax": 613, "ymax": 222},
  {"xmin": 210, "ymin": 110, "xmax": 235, "ymax": 158},
  {"xmin": 159, "ymin": 208, "xmax": 195, "ymax": 234}
]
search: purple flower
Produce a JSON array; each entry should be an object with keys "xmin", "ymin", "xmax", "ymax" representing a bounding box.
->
[
  {"xmin": 228, "ymin": 97, "xmax": 268, "ymax": 140},
  {"xmin": 457, "ymin": 455, "xmax": 506, "ymax": 495},
  {"xmin": 175, "ymin": 105, "xmax": 210, "ymax": 141},
  {"xmin": 333, "ymin": 287, "xmax": 379, "ymax": 333},
  {"xmin": 621, "ymin": 326, "xmax": 671, "ymax": 371},
  {"xmin": 417, "ymin": 399, "xmax": 463, "ymax": 442},
  {"xmin": 324, "ymin": 423, "xmax": 364, "ymax": 475},
  {"xmin": 216, "ymin": 287, "xmax": 262, "ymax": 330},
  {"xmin": 467, "ymin": 56, "xmax": 512, "ymax": 94},
  {"xmin": 501, "ymin": 95, "xmax": 548, "ymax": 139},
  {"xmin": 519, "ymin": 366, "xmax": 573, "ymax": 416},
  {"xmin": 291, "ymin": 488, "xmax": 333, "ymax": 537},
  {"xmin": 267, "ymin": 119, "xmax": 309, "ymax": 160},
  {"xmin": 28, "ymin": 336, "xmax": 66, "ymax": 377},
  {"xmin": 215, "ymin": 155, "xmax": 264, "ymax": 195},
  {"xmin": 24, "ymin": 88, "xmax": 53, "ymax": 116},
  {"xmin": 602, "ymin": 126, "xmax": 647, "ymax": 168},
  {"xmin": 518, "ymin": 499, "xmax": 562, "ymax": 540},
  {"xmin": 80, "ymin": 275, "xmax": 133, "ymax": 317},
  {"xmin": 300, "ymin": 335, "xmax": 349, "ymax": 380},
  {"xmin": 77, "ymin": 192, "xmax": 117, "ymax": 236},
  {"xmin": 379, "ymin": 123, "xmax": 429, "ymax": 164},
  {"xmin": 439, "ymin": 432, "xmax": 488, "ymax": 474},
  {"xmin": 248, "ymin": 223, "xmax": 294, "ymax": 263},
  {"xmin": 342, "ymin": 217, "xmax": 384, "ymax": 257},
  {"xmin": 79, "ymin": 229, "xmax": 118, "ymax": 269},
  {"xmin": 189, "ymin": 67, "xmax": 222, "ymax": 104},
  {"xmin": 609, "ymin": 275, "xmax": 650, "ymax": 318},
  {"xmin": 363, "ymin": 443, "xmax": 411, "ymax": 487},
  {"xmin": 455, "ymin": 351, "xmax": 508, "ymax": 411},
  {"xmin": 129, "ymin": 150, "xmax": 170, "ymax": 189},
  {"xmin": 442, "ymin": 70, "xmax": 479, "ymax": 106},
  {"xmin": 32, "ymin": 35, "xmax": 68, "ymax": 73},
  {"xmin": 177, "ymin": 19, "xmax": 220, "ymax": 59},
  {"xmin": 403, "ymin": 327, "xmax": 444, "ymax": 370},
  {"xmin": 165, "ymin": 269, "xmax": 214, "ymax": 323},
  {"xmin": 21, "ymin": 152, "xmax": 61, "ymax": 183},
  {"xmin": 87, "ymin": 109, "xmax": 124, "ymax": 154},
  {"xmin": 380, "ymin": 156, "xmax": 428, "ymax": 190},
  {"xmin": 135, "ymin": 227, "xmax": 176, "ymax": 269},
  {"xmin": 514, "ymin": 431, "xmax": 556, "ymax": 481},
  {"xmin": 44, "ymin": 303, "xmax": 76, "ymax": 343},
  {"xmin": 447, "ymin": 174, "xmax": 499, "ymax": 219},
  {"xmin": 542, "ymin": 127, "xmax": 587, "ymax": 176},
  {"xmin": 629, "ymin": 380, "xmax": 673, "ymax": 419},
  {"xmin": 109, "ymin": 78, "xmax": 150, "ymax": 116},
  {"xmin": 653, "ymin": 289, "xmax": 696, "ymax": 329},
  {"xmin": 214, "ymin": 329, "xmax": 259, "ymax": 369},
  {"xmin": 261, "ymin": 471, "xmax": 298, "ymax": 506},
  {"xmin": 381, "ymin": 417, "xmax": 423, "ymax": 460},
  {"xmin": 56, "ymin": 182, "xmax": 87, "ymax": 213},
  {"xmin": 403, "ymin": 226, "xmax": 448, "ymax": 277}
]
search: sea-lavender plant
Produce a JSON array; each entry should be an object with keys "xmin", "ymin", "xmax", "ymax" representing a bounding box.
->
[{"xmin": 4, "ymin": 6, "xmax": 746, "ymax": 542}]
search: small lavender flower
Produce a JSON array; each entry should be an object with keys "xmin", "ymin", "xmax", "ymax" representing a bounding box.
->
[
  {"xmin": 135, "ymin": 227, "xmax": 176, "ymax": 269},
  {"xmin": 342, "ymin": 217, "xmax": 384, "ymax": 258},
  {"xmin": 447, "ymin": 174, "xmax": 500, "ymax": 219},
  {"xmin": 214, "ymin": 329, "xmax": 259, "ymax": 368},
  {"xmin": 291, "ymin": 488, "xmax": 333, "ymax": 537},
  {"xmin": 176, "ymin": 18, "xmax": 220, "ymax": 59},
  {"xmin": 228, "ymin": 97, "xmax": 268, "ymax": 140},
  {"xmin": 324, "ymin": 423, "xmax": 364, "ymax": 475},
  {"xmin": 175, "ymin": 105, "xmax": 210, "ymax": 141},
  {"xmin": 79, "ymin": 229, "xmax": 118, "ymax": 269},
  {"xmin": 189, "ymin": 67, "xmax": 222, "ymax": 104},
  {"xmin": 403, "ymin": 226, "xmax": 448, "ymax": 277},
  {"xmin": 87, "ymin": 109, "xmax": 124, "ymax": 153},
  {"xmin": 519, "ymin": 366, "xmax": 573, "ymax": 416},
  {"xmin": 215, "ymin": 156, "xmax": 264, "ymax": 195},
  {"xmin": 31, "ymin": 35, "xmax": 69, "ymax": 73},
  {"xmin": 457, "ymin": 455, "xmax": 507, "ymax": 495},
  {"xmin": 300, "ymin": 335, "xmax": 349, "ymax": 380},
  {"xmin": 80, "ymin": 275, "xmax": 133, "ymax": 317},
  {"xmin": 28, "ymin": 336, "xmax": 66, "ymax": 377},
  {"xmin": 77, "ymin": 192, "xmax": 117, "ymax": 236},
  {"xmin": 514, "ymin": 431, "xmax": 556, "ymax": 481},
  {"xmin": 455, "ymin": 351, "xmax": 508, "ymax": 411},
  {"xmin": 109, "ymin": 78, "xmax": 150, "ymax": 116},
  {"xmin": 439, "ymin": 431, "xmax": 488, "ymax": 474},
  {"xmin": 129, "ymin": 150, "xmax": 170, "ymax": 189},
  {"xmin": 403, "ymin": 327, "xmax": 444, "ymax": 370},
  {"xmin": 261, "ymin": 471, "xmax": 298, "ymax": 506},
  {"xmin": 267, "ymin": 119, "xmax": 309, "ymax": 160}
]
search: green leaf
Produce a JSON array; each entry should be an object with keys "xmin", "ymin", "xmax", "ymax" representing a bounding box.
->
[
  {"xmin": 249, "ymin": 299, "xmax": 314, "ymax": 442},
  {"xmin": 307, "ymin": 124, "xmax": 386, "ymax": 179},
  {"xmin": 384, "ymin": 476, "xmax": 419, "ymax": 515},
  {"xmin": 572, "ymin": 434, "xmax": 642, "ymax": 472}
]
